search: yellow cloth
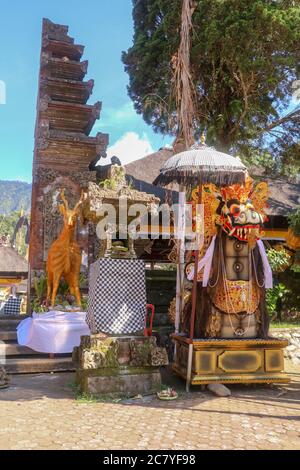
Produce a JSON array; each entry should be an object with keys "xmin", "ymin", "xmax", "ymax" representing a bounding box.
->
[{"xmin": 0, "ymin": 278, "xmax": 22, "ymax": 285}]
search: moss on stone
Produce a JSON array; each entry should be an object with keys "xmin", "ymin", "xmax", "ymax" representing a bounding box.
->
[{"xmin": 130, "ymin": 339, "xmax": 152, "ymax": 366}]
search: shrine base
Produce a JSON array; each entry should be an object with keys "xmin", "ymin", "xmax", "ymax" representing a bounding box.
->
[
  {"xmin": 172, "ymin": 335, "xmax": 290, "ymax": 385},
  {"xmin": 74, "ymin": 334, "xmax": 169, "ymax": 397}
]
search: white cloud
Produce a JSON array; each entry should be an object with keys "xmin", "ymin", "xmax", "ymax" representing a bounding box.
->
[
  {"xmin": 106, "ymin": 132, "xmax": 154, "ymax": 165},
  {"xmin": 113, "ymin": 102, "xmax": 137, "ymax": 121},
  {"xmin": 96, "ymin": 102, "xmax": 138, "ymax": 130}
]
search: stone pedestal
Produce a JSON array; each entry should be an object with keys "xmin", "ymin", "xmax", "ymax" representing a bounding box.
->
[{"xmin": 73, "ymin": 334, "xmax": 169, "ymax": 397}]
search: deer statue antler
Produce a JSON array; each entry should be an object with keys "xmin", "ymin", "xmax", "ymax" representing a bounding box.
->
[
  {"xmin": 60, "ymin": 189, "xmax": 69, "ymax": 210},
  {"xmin": 74, "ymin": 190, "xmax": 85, "ymax": 212}
]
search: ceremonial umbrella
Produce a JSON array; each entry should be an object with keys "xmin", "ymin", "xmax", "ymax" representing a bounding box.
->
[
  {"xmin": 153, "ymin": 141, "xmax": 246, "ymax": 188},
  {"xmin": 153, "ymin": 139, "xmax": 247, "ymax": 391}
]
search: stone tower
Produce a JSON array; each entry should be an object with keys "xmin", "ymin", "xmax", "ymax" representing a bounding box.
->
[{"xmin": 29, "ymin": 19, "xmax": 108, "ymax": 271}]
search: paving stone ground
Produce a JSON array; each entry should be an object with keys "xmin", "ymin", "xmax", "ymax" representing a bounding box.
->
[{"xmin": 0, "ymin": 361, "xmax": 299, "ymax": 450}]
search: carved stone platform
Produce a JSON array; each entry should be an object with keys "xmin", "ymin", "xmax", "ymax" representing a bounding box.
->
[
  {"xmin": 73, "ymin": 334, "xmax": 169, "ymax": 397},
  {"xmin": 172, "ymin": 334, "xmax": 290, "ymax": 385}
]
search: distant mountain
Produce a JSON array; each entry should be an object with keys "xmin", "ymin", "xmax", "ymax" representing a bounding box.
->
[{"xmin": 0, "ymin": 180, "xmax": 32, "ymax": 214}]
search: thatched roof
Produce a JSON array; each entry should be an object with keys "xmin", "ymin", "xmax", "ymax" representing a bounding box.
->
[
  {"xmin": 125, "ymin": 148, "xmax": 300, "ymax": 216},
  {"xmin": 260, "ymin": 177, "xmax": 300, "ymax": 216},
  {"xmin": 126, "ymin": 148, "xmax": 173, "ymax": 184},
  {"xmin": 125, "ymin": 148, "xmax": 178, "ymax": 202},
  {"xmin": 0, "ymin": 246, "xmax": 28, "ymax": 277}
]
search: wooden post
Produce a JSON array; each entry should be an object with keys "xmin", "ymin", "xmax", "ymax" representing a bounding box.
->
[
  {"xmin": 186, "ymin": 185, "xmax": 202, "ymax": 391},
  {"xmin": 174, "ymin": 189, "xmax": 186, "ymax": 361},
  {"xmin": 186, "ymin": 343, "xmax": 194, "ymax": 392}
]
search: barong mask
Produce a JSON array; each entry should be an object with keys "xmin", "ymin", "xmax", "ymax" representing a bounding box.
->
[{"xmin": 193, "ymin": 177, "xmax": 269, "ymax": 248}]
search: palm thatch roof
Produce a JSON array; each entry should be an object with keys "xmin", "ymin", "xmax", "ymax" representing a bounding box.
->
[
  {"xmin": 125, "ymin": 148, "xmax": 300, "ymax": 216},
  {"xmin": 125, "ymin": 148, "xmax": 176, "ymax": 202},
  {"xmin": 0, "ymin": 246, "xmax": 28, "ymax": 277},
  {"xmin": 258, "ymin": 176, "xmax": 300, "ymax": 216},
  {"xmin": 126, "ymin": 148, "xmax": 173, "ymax": 184}
]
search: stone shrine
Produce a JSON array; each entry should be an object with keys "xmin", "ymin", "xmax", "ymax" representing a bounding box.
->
[{"xmin": 74, "ymin": 335, "xmax": 168, "ymax": 397}]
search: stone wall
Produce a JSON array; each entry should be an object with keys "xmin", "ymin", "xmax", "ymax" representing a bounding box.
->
[
  {"xmin": 270, "ymin": 328, "xmax": 300, "ymax": 365},
  {"xmin": 145, "ymin": 269, "xmax": 176, "ymax": 358},
  {"xmin": 145, "ymin": 269, "xmax": 176, "ymax": 327}
]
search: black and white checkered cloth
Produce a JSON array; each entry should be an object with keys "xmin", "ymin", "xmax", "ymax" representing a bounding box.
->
[
  {"xmin": 87, "ymin": 259, "xmax": 147, "ymax": 335},
  {"xmin": 3, "ymin": 296, "xmax": 21, "ymax": 315}
]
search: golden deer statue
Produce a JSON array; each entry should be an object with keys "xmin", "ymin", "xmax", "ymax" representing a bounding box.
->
[{"xmin": 46, "ymin": 190, "xmax": 84, "ymax": 307}]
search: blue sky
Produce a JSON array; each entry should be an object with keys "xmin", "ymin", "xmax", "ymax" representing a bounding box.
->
[{"xmin": 0, "ymin": 0, "xmax": 172, "ymax": 182}]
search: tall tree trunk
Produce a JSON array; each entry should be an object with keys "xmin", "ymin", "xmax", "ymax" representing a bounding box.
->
[{"xmin": 172, "ymin": 0, "xmax": 196, "ymax": 149}]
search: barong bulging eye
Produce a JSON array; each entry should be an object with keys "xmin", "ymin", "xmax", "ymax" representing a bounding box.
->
[{"xmin": 230, "ymin": 204, "xmax": 240, "ymax": 217}]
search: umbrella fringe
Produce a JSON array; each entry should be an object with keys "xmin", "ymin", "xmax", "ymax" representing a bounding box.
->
[{"xmin": 153, "ymin": 169, "xmax": 246, "ymax": 187}]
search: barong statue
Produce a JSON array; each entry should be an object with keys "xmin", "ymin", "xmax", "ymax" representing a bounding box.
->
[{"xmin": 185, "ymin": 177, "xmax": 272, "ymax": 339}]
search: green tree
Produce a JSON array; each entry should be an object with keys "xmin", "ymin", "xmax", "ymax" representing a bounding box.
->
[
  {"xmin": 288, "ymin": 206, "xmax": 300, "ymax": 236},
  {"xmin": 0, "ymin": 211, "xmax": 29, "ymax": 257},
  {"xmin": 267, "ymin": 248, "xmax": 291, "ymax": 273},
  {"xmin": 123, "ymin": 0, "xmax": 300, "ymax": 172},
  {"xmin": 0, "ymin": 181, "xmax": 31, "ymax": 215},
  {"xmin": 0, "ymin": 212, "xmax": 20, "ymax": 240},
  {"xmin": 288, "ymin": 206, "xmax": 300, "ymax": 271}
]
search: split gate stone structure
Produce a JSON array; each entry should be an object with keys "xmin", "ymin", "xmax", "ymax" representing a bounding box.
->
[{"xmin": 29, "ymin": 18, "xmax": 108, "ymax": 272}]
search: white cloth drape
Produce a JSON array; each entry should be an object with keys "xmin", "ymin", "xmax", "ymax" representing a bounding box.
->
[
  {"xmin": 17, "ymin": 310, "xmax": 90, "ymax": 354},
  {"xmin": 187, "ymin": 236, "xmax": 216, "ymax": 286},
  {"xmin": 257, "ymin": 239, "xmax": 273, "ymax": 288}
]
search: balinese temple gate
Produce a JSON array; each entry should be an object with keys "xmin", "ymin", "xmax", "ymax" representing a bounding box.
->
[{"xmin": 29, "ymin": 18, "xmax": 108, "ymax": 275}]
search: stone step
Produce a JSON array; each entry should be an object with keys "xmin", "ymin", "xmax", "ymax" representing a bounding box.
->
[
  {"xmin": 0, "ymin": 342, "xmax": 40, "ymax": 357},
  {"xmin": 5, "ymin": 356, "xmax": 74, "ymax": 374},
  {"xmin": 0, "ymin": 316, "xmax": 28, "ymax": 330},
  {"xmin": 0, "ymin": 331, "xmax": 17, "ymax": 341},
  {"xmin": 0, "ymin": 320, "xmax": 24, "ymax": 333},
  {"xmin": 0, "ymin": 315, "xmax": 30, "ymax": 320}
]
